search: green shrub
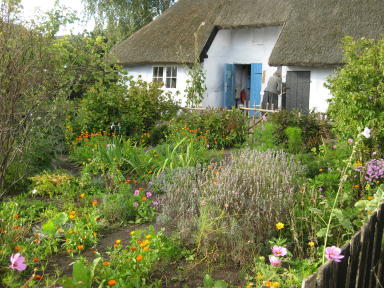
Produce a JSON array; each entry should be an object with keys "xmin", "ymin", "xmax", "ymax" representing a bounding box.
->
[
  {"xmin": 327, "ymin": 36, "xmax": 384, "ymax": 146},
  {"xmin": 71, "ymin": 77, "xmax": 179, "ymax": 138},
  {"xmin": 247, "ymin": 121, "xmax": 279, "ymax": 151},
  {"xmin": 270, "ymin": 110, "xmax": 331, "ymax": 149},
  {"xmin": 285, "ymin": 127, "xmax": 303, "ymax": 154},
  {"xmin": 29, "ymin": 171, "xmax": 73, "ymax": 198},
  {"xmin": 169, "ymin": 109, "xmax": 249, "ymax": 150},
  {"xmin": 156, "ymin": 149, "xmax": 304, "ymax": 264}
]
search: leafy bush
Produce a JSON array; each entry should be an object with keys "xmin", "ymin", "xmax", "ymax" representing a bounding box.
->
[
  {"xmin": 169, "ymin": 109, "xmax": 249, "ymax": 150},
  {"xmin": 247, "ymin": 121, "xmax": 279, "ymax": 151},
  {"xmin": 71, "ymin": 77, "xmax": 179, "ymax": 138},
  {"xmin": 156, "ymin": 149, "xmax": 304, "ymax": 263},
  {"xmin": 285, "ymin": 127, "xmax": 303, "ymax": 154},
  {"xmin": 327, "ymin": 36, "xmax": 384, "ymax": 146},
  {"xmin": 270, "ymin": 110, "xmax": 331, "ymax": 150},
  {"xmin": 29, "ymin": 171, "xmax": 73, "ymax": 198}
]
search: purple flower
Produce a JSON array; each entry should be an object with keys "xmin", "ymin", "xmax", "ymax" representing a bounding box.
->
[
  {"xmin": 9, "ymin": 253, "xmax": 27, "ymax": 271},
  {"xmin": 262, "ymin": 115, "xmax": 268, "ymax": 121},
  {"xmin": 372, "ymin": 152, "xmax": 377, "ymax": 156},
  {"xmin": 152, "ymin": 201, "xmax": 159, "ymax": 206},
  {"xmin": 146, "ymin": 192, "xmax": 152, "ymax": 198},
  {"xmin": 269, "ymin": 255, "xmax": 282, "ymax": 267},
  {"xmin": 272, "ymin": 246, "xmax": 288, "ymax": 257},
  {"xmin": 332, "ymin": 145, "xmax": 337, "ymax": 149},
  {"xmin": 318, "ymin": 187, "xmax": 324, "ymax": 192},
  {"xmin": 325, "ymin": 246, "xmax": 344, "ymax": 262},
  {"xmin": 148, "ymin": 181, "xmax": 153, "ymax": 185},
  {"xmin": 133, "ymin": 202, "xmax": 139, "ymax": 207},
  {"xmin": 348, "ymin": 139, "xmax": 354, "ymax": 144},
  {"xmin": 134, "ymin": 190, "xmax": 140, "ymax": 195}
]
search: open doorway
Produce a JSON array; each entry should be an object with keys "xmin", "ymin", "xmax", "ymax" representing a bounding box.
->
[{"xmin": 234, "ymin": 64, "xmax": 251, "ymax": 108}]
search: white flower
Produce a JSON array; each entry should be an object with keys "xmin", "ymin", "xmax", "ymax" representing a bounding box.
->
[
  {"xmin": 362, "ymin": 127, "xmax": 371, "ymax": 139},
  {"xmin": 32, "ymin": 188, "xmax": 37, "ymax": 195}
]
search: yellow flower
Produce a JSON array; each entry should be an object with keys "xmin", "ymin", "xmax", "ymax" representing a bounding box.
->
[
  {"xmin": 145, "ymin": 234, "xmax": 152, "ymax": 239},
  {"xmin": 115, "ymin": 240, "xmax": 121, "ymax": 244},
  {"xmin": 367, "ymin": 196, "xmax": 374, "ymax": 201},
  {"xmin": 308, "ymin": 241, "xmax": 315, "ymax": 247},
  {"xmin": 275, "ymin": 222, "xmax": 284, "ymax": 230},
  {"xmin": 143, "ymin": 247, "xmax": 149, "ymax": 252},
  {"xmin": 272, "ymin": 282, "xmax": 279, "ymax": 287},
  {"xmin": 130, "ymin": 231, "xmax": 135, "ymax": 235},
  {"xmin": 354, "ymin": 161, "xmax": 363, "ymax": 168},
  {"xmin": 256, "ymin": 273, "xmax": 264, "ymax": 280},
  {"xmin": 80, "ymin": 193, "xmax": 85, "ymax": 198}
]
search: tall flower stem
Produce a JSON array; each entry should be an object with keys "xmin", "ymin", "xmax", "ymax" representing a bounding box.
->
[{"xmin": 322, "ymin": 137, "xmax": 360, "ymax": 264}]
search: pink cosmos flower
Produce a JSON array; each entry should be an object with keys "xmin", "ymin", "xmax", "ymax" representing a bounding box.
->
[
  {"xmin": 332, "ymin": 145, "xmax": 337, "ymax": 149},
  {"xmin": 9, "ymin": 253, "xmax": 27, "ymax": 271},
  {"xmin": 152, "ymin": 201, "xmax": 159, "ymax": 206},
  {"xmin": 272, "ymin": 246, "xmax": 288, "ymax": 257},
  {"xmin": 325, "ymin": 246, "xmax": 344, "ymax": 262},
  {"xmin": 269, "ymin": 255, "xmax": 281, "ymax": 267},
  {"xmin": 262, "ymin": 115, "xmax": 268, "ymax": 121},
  {"xmin": 134, "ymin": 190, "xmax": 140, "ymax": 195},
  {"xmin": 133, "ymin": 202, "xmax": 139, "ymax": 207},
  {"xmin": 348, "ymin": 139, "xmax": 354, "ymax": 144},
  {"xmin": 146, "ymin": 192, "xmax": 152, "ymax": 198},
  {"xmin": 148, "ymin": 181, "xmax": 153, "ymax": 185}
]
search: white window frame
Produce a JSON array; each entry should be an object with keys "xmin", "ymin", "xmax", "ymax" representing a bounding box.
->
[{"xmin": 152, "ymin": 66, "xmax": 177, "ymax": 89}]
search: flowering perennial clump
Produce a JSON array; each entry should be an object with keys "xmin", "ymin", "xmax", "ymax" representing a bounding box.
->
[{"xmin": 365, "ymin": 159, "xmax": 384, "ymax": 183}]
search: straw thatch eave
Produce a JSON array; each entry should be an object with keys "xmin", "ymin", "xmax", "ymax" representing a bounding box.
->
[{"xmin": 269, "ymin": 0, "xmax": 384, "ymax": 67}]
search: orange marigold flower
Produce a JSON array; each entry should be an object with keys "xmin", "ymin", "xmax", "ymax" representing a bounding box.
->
[
  {"xmin": 141, "ymin": 197, "xmax": 147, "ymax": 201},
  {"xmin": 69, "ymin": 215, "xmax": 75, "ymax": 220},
  {"xmin": 107, "ymin": 280, "xmax": 117, "ymax": 286},
  {"xmin": 93, "ymin": 232, "xmax": 97, "ymax": 237},
  {"xmin": 367, "ymin": 196, "xmax": 374, "ymax": 201},
  {"xmin": 272, "ymin": 282, "xmax": 279, "ymax": 287},
  {"xmin": 353, "ymin": 184, "xmax": 361, "ymax": 189},
  {"xmin": 136, "ymin": 255, "xmax": 143, "ymax": 261},
  {"xmin": 57, "ymin": 228, "xmax": 64, "ymax": 233},
  {"xmin": 207, "ymin": 165, "xmax": 214, "ymax": 170},
  {"xmin": 33, "ymin": 257, "xmax": 39, "ymax": 263},
  {"xmin": 138, "ymin": 187, "xmax": 144, "ymax": 191},
  {"xmin": 67, "ymin": 249, "xmax": 73, "ymax": 254},
  {"xmin": 14, "ymin": 214, "xmax": 20, "ymax": 219},
  {"xmin": 143, "ymin": 247, "xmax": 149, "ymax": 252},
  {"xmin": 92, "ymin": 200, "xmax": 98, "ymax": 206},
  {"xmin": 14, "ymin": 246, "xmax": 22, "ymax": 252},
  {"xmin": 103, "ymin": 261, "xmax": 110, "ymax": 266},
  {"xmin": 69, "ymin": 211, "xmax": 76, "ymax": 216},
  {"xmin": 130, "ymin": 247, "xmax": 137, "ymax": 251},
  {"xmin": 265, "ymin": 281, "xmax": 272, "ymax": 287},
  {"xmin": 34, "ymin": 275, "xmax": 43, "ymax": 280},
  {"xmin": 80, "ymin": 193, "xmax": 85, "ymax": 198},
  {"xmin": 77, "ymin": 245, "xmax": 84, "ymax": 250}
]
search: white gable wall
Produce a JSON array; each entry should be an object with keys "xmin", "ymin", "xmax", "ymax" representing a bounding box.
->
[
  {"xmin": 202, "ymin": 26, "xmax": 283, "ymax": 107},
  {"xmin": 283, "ymin": 66, "xmax": 335, "ymax": 112},
  {"xmin": 124, "ymin": 65, "xmax": 190, "ymax": 106}
]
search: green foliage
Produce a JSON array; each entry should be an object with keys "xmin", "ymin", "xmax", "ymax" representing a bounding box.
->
[
  {"xmin": 83, "ymin": 0, "xmax": 175, "ymax": 43},
  {"xmin": 285, "ymin": 127, "xmax": 303, "ymax": 154},
  {"xmin": 203, "ymin": 274, "xmax": 229, "ymax": 288},
  {"xmin": 247, "ymin": 121, "xmax": 279, "ymax": 151},
  {"xmin": 29, "ymin": 171, "xmax": 73, "ymax": 198},
  {"xmin": 72, "ymin": 78, "xmax": 179, "ymax": 138},
  {"xmin": 170, "ymin": 109, "xmax": 249, "ymax": 150},
  {"xmin": 327, "ymin": 36, "xmax": 384, "ymax": 146},
  {"xmin": 270, "ymin": 110, "xmax": 331, "ymax": 150},
  {"xmin": 185, "ymin": 62, "xmax": 206, "ymax": 107}
]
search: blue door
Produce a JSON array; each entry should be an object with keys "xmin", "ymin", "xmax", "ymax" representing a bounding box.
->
[
  {"xmin": 224, "ymin": 64, "xmax": 235, "ymax": 108},
  {"xmin": 250, "ymin": 63, "xmax": 262, "ymax": 116}
]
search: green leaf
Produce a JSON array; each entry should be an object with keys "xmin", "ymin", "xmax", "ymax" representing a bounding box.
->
[
  {"xmin": 42, "ymin": 220, "xmax": 56, "ymax": 237},
  {"xmin": 73, "ymin": 260, "xmax": 91, "ymax": 288}
]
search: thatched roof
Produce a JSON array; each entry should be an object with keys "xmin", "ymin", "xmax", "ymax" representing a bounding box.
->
[
  {"xmin": 111, "ymin": 0, "xmax": 384, "ymax": 67},
  {"xmin": 269, "ymin": 0, "xmax": 384, "ymax": 67}
]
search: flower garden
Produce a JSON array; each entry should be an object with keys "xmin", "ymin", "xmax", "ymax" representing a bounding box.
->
[{"xmin": 1, "ymin": 4, "xmax": 384, "ymax": 287}]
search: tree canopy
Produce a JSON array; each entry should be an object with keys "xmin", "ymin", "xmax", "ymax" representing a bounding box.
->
[{"xmin": 82, "ymin": 0, "xmax": 175, "ymax": 43}]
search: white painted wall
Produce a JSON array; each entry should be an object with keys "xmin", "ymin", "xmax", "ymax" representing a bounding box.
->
[
  {"xmin": 125, "ymin": 64, "xmax": 190, "ymax": 106},
  {"xmin": 202, "ymin": 26, "xmax": 283, "ymax": 107},
  {"xmin": 284, "ymin": 66, "xmax": 335, "ymax": 112}
]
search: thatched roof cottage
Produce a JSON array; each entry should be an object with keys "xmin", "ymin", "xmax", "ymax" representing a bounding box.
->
[{"xmin": 111, "ymin": 0, "xmax": 384, "ymax": 112}]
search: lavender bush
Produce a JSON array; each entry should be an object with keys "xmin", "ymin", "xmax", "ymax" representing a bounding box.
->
[
  {"xmin": 156, "ymin": 149, "xmax": 304, "ymax": 263},
  {"xmin": 365, "ymin": 159, "xmax": 384, "ymax": 183}
]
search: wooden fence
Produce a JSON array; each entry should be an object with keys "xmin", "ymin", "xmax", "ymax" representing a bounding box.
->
[{"xmin": 302, "ymin": 203, "xmax": 384, "ymax": 288}]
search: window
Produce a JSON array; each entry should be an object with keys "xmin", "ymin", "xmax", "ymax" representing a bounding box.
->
[{"xmin": 152, "ymin": 66, "xmax": 177, "ymax": 88}]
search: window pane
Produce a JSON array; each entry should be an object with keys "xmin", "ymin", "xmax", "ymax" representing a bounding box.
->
[
  {"xmin": 171, "ymin": 78, "xmax": 177, "ymax": 88},
  {"xmin": 166, "ymin": 78, "xmax": 171, "ymax": 88},
  {"xmin": 172, "ymin": 67, "xmax": 177, "ymax": 77},
  {"xmin": 158, "ymin": 67, "xmax": 163, "ymax": 77},
  {"xmin": 153, "ymin": 67, "xmax": 158, "ymax": 77},
  {"xmin": 166, "ymin": 67, "xmax": 171, "ymax": 77}
]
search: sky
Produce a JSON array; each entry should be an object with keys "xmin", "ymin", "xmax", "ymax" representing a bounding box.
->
[{"xmin": 20, "ymin": 0, "xmax": 95, "ymax": 35}]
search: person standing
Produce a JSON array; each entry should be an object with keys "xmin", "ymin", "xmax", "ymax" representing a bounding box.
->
[{"xmin": 261, "ymin": 71, "xmax": 282, "ymax": 110}]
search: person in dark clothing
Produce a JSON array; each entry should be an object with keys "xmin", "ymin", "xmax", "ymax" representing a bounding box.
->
[{"xmin": 261, "ymin": 71, "xmax": 282, "ymax": 110}]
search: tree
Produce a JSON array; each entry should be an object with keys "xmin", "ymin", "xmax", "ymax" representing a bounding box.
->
[
  {"xmin": 326, "ymin": 36, "xmax": 384, "ymax": 146},
  {"xmin": 82, "ymin": 0, "xmax": 175, "ymax": 43}
]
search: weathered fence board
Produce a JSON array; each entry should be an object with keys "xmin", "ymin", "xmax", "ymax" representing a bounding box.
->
[{"xmin": 302, "ymin": 203, "xmax": 384, "ymax": 288}]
